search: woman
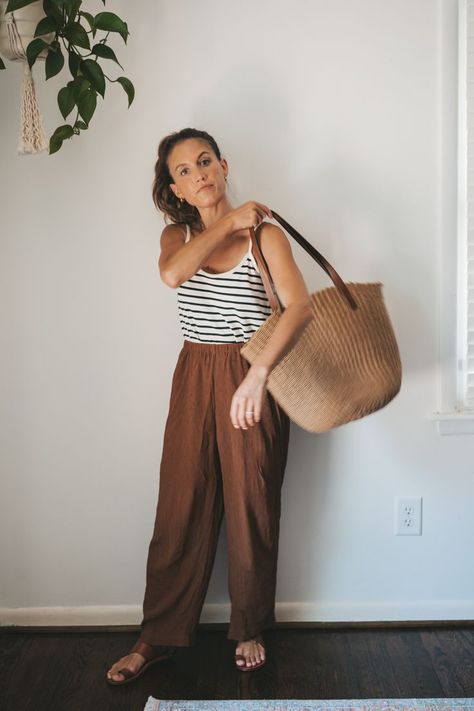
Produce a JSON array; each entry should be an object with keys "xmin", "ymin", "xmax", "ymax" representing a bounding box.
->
[{"xmin": 106, "ymin": 128, "xmax": 313, "ymax": 684}]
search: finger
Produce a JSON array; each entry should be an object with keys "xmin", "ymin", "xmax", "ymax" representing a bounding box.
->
[
  {"xmin": 236, "ymin": 400, "xmax": 248, "ymax": 430},
  {"xmin": 256, "ymin": 202, "xmax": 273, "ymax": 219},
  {"xmin": 251, "ymin": 211, "xmax": 260, "ymax": 228},
  {"xmin": 230, "ymin": 399, "xmax": 240, "ymax": 429},
  {"xmin": 252, "ymin": 400, "xmax": 262, "ymax": 424},
  {"xmin": 252, "ymin": 215, "xmax": 265, "ymax": 230},
  {"xmin": 252, "ymin": 207, "xmax": 264, "ymax": 224},
  {"xmin": 244, "ymin": 402, "xmax": 256, "ymax": 427}
]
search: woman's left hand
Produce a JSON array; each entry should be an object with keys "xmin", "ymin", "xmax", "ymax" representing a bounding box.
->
[{"xmin": 230, "ymin": 364, "xmax": 270, "ymax": 430}]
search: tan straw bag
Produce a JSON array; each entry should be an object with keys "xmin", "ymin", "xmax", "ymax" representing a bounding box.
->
[{"xmin": 240, "ymin": 210, "xmax": 402, "ymax": 432}]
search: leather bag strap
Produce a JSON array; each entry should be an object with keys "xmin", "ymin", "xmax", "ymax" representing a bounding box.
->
[{"xmin": 249, "ymin": 210, "xmax": 358, "ymax": 313}]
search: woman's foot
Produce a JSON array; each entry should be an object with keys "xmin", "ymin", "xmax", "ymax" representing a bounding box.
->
[
  {"xmin": 235, "ymin": 634, "xmax": 266, "ymax": 670},
  {"xmin": 107, "ymin": 651, "xmax": 147, "ymax": 683},
  {"xmin": 106, "ymin": 641, "xmax": 175, "ymax": 684}
]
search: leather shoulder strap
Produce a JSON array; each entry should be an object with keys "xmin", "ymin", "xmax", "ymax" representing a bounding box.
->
[
  {"xmin": 249, "ymin": 212, "xmax": 358, "ymax": 313},
  {"xmin": 250, "ymin": 222, "xmax": 284, "ymax": 313}
]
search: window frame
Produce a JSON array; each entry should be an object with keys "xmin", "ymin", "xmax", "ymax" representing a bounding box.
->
[{"xmin": 430, "ymin": 0, "xmax": 474, "ymax": 434}]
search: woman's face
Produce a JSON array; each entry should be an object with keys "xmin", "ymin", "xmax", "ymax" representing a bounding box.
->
[{"xmin": 168, "ymin": 138, "xmax": 228, "ymax": 208}]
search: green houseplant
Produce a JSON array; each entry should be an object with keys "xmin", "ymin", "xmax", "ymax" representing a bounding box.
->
[{"xmin": 0, "ymin": 0, "xmax": 135, "ymax": 154}]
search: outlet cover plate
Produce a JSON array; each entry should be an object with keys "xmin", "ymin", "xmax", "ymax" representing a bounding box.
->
[{"xmin": 395, "ymin": 496, "xmax": 422, "ymax": 535}]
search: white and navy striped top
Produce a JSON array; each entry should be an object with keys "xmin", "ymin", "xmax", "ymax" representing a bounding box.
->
[{"xmin": 176, "ymin": 223, "xmax": 272, "ymax": 344}]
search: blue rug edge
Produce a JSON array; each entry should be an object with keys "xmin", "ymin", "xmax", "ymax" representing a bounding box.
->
[{"xmin": 144, "ymin": 697, "xmax": 474, "ymax": 711}]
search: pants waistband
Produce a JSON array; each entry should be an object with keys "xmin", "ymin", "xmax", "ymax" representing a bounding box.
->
[{"xmin": 182, "ymin": 339, "xmax": 246, "ymax": 353}]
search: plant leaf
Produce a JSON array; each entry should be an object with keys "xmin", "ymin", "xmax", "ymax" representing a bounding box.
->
[
  {"xmin": 94, "ymin": 12, "xmax": 129, "ymax": 43},
  {"xmin": 77, "ymin": 89, "xmax": 97, "ymax": 125},
  {"xmin": 43, "ymin": 0, "xmax": 64, "ymax": 24},
  {"xmin": 58, "ymin": 85, "xmax": 75, "ymax": 118},
  {"xmin": 68, "ymin": 51, "xmax": 81, "ymax": 78},
  {"xmin": 80, "ymin": 11, "xmax": 95, "ymax": 32},
  {"xmin": 53, "ymin": 124, "xmax": 74, "ymax": 140},
  {"xmin": 80, "ymin": 59, "xmax": 105, "ymax": 97},
  {"xmin": 116, "ymin": 77, "xmax": 134, "ymax": 107},
  {"xmin": 61, "ymin": 0, "xmax": 77, "ymax": 13},
  {"xmin": 5, "ymin": 0, "xmax": 38, "ymax": 11},
  {"xmin": 49, "ymin": 124, "xmax": 74, "ymax": 155},
  {"xmin": 63, "ymin": 22, "xmax": 91, "ymax": 50},
  {"xmin": 34, "ymin": 16, "xmax": 58, "ymax": 37},
  {"xmin": 68, "ymin": 0, "xmax": 82, "ymax": 21},
  {"xmin": 71, "ymin": 76, "xmax": 90, "ymax": 103},
  {"xmin": 25, "ymin": 38, "xmax": 49, "ymax": 69},
  {"xmin": 91, "ymin": 43, "xmax": 122, "ymax": 69},
  {"xmin": 45, "ymin": 44, "xmax": 64, "ymax": 79}
]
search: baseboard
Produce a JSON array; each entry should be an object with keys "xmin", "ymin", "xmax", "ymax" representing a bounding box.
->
[{"xmin": 1, "ymin": 601, "xmax": 474, "ymax": 628}]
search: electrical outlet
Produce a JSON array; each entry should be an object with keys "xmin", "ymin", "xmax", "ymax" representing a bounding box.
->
[{"xmin": 394, "ymin": 496, "xmax": 422, "ymax": 535}]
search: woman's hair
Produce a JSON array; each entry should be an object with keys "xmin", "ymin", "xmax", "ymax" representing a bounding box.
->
[{"xmin": 152, "ymin": 127, "xmax": 223, "ymax": 233}]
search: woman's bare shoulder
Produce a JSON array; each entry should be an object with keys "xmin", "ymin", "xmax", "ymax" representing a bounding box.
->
[
  {"xmin": 257, "ymin": 221, "xmax": 291, "ymax": 254},
  {"xmin": 161, "ymin": 222, "xmax": 187, "ymax": 242}
]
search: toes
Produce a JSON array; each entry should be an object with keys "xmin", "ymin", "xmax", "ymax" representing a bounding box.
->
[
  {"xmin": 236, "ymin": 640, "xmax": 265, "ymax": 668},
  {"xmin": 107, "ymin": 666, "xmax": 124, "ymax": 680},
  {"xmin": 110, "ymin": 671, "xmax": 125, "ymax": 681},
  {"xmin": 107, "ymin": 656, "xmax": 131, "ymax": 681}
]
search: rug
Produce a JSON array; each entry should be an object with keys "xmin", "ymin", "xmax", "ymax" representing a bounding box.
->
[{"xmin": 143, "ymin": 699, "xmax": 474, "ymax": 711}]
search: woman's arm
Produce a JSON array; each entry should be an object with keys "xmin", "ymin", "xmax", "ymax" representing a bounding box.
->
[
  {"xmin": 160, "ymin": 202, "xmax": 273, "ymax": 288},
  {"xmin": 229, "ymin": 223, "xmax": 314, "ymax": 429},
  {"xmin": 249, "ymin": 222, "xmax": 314, "ymax": 377},
  {"xmin": 159, "ymin": 214, "xmax": 234, "ymax": 288}
]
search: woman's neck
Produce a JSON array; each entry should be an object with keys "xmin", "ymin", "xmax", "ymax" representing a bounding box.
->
[{"xmin": 197, "ymin": 195, "xmax": 234, "ymax": 230}]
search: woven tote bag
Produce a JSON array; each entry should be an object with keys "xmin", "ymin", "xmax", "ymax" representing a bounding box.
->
[{"xmin": 240, "ymin": 210, "xmax": 402, "ymax": 433}]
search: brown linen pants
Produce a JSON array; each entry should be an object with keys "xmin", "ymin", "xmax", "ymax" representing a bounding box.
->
[{"xmin": 138, "ymin": 339, "xmax": 291, "ymax": 647}]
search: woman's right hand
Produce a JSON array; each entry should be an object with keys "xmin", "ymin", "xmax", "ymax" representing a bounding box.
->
[{"xmin": 227, "ymin": 201, "xmax": 273, "ymax": 233}]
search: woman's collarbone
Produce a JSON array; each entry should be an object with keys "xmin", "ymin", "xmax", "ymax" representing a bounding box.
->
[{"xmin": 192, "ymin": 228, "xmax": 250, "ymax": 273}]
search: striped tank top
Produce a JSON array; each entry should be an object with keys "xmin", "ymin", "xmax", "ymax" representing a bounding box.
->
[{"xmin": 176, "ymin": 223, "xmax": 272, "ymax": 343}]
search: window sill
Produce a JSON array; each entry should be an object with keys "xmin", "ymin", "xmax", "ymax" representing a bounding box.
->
[{"xmin": 429, "ymin": 411, "xmax": 474, "ymax": 435}]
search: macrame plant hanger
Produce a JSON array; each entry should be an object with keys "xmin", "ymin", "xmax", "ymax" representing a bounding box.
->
[{"xmin": 3, "ymin": 9, "xmax": 48, "ymax": 155}]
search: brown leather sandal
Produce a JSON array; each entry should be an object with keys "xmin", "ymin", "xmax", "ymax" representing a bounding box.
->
[
  {"xmin": 234, "ymin": 634, "xmax": 266, "ymax": 672},
  {"xmin": 106, "ymin": 640, "xmax": 177, "ymax": 686}
]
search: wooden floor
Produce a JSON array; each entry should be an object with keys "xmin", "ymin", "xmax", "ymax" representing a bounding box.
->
[{"xmin": 1, "ymin": 625, "xmax": 474, "ymax": 711}]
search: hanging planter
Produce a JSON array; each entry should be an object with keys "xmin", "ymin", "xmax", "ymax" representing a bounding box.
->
[
  {"xmin": 0, "ymin": 0, "xmax": 135, "ymax": 155},
  {"xmin": 0, "ymin": 0, "xmax": 54, "ymax": 153}
]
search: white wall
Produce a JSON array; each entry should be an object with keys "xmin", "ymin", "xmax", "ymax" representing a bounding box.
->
[{"xmin": 1, "ymin": 0, "xmax": 473, "ymax": 627}]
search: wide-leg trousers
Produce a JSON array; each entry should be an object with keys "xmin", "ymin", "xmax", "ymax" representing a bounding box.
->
[{"xmin": 138, "ymin": 339, "xmax": 291, "ymax": 646}]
